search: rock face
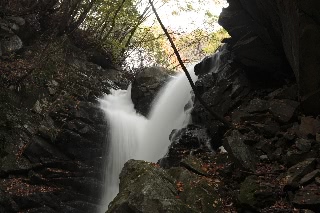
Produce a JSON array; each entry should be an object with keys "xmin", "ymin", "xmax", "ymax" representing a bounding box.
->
[
  {"xmin": 107, "ymin": 160, "xmax": 194, "ymax": 213},
  {"xmin": 119, "ymin": 1, "xmax": 320, "ymax": 212},
  {"xmin": 0, "ymin": 17, "xmax": 24, "ymax": 55},
  {"xmin": 108, "ymin": 159, "xmax": 226, "ymax": 213},
  {"xmin": 131, "ymin": 67, "xmax": 171, "ymax": 116},
  {"xmin": 0, "ymin": 32, "xmax": 130, "ymax": 212},
  {"xmin": 219, "ymin": 0, "xmax": 320, "ymax": 115}
]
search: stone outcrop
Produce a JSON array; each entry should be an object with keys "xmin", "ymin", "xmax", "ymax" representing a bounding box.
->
[
  {"xmin": 108, "ymin": 159, "xmax": 228, "ymax": 213},
  {"xmin": 0, "ymin": 32, "xmax": 130, "ymax": 212},
  {"xmin": 219, "ymin": 0, "xmax": 320, "ymax": 115},
  {"xmin": 131, "ymin": 67, "xmax": 171, "ymax": 116},
  {"xmin": 0, "ymin": 17, "xmax": 24, "ymax": 55},
  {"xmin": 119, "ymin": 1, "xmax": 320, "ymax": 212},
  {"xmin": 1, "ymin": 0, "xmax": 320, "ymax": 212}
]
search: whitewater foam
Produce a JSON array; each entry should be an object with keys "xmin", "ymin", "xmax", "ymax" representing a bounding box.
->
[{"xmin": 99, "ymin": 67, "xmax": 197, "ymax": 211}]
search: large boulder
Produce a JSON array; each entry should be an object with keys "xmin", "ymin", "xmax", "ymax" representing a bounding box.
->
[
  {"xmin": 107, "ymin": 159, "xmax": 224, "ymax": 213},
  {"xmin": 0, "ymin": 17, "xmax": 23, "ymax": 56},
  {"xmin": 107, "ymin": 160, "xmax": 197, "ymax": 213},
  {"xmin": 131, "ymin": 67, "xmax": 171, "ymax": 116},
  {"xmin": 159, "ymin": 124, "xmax": 213, "ymax": 168}
]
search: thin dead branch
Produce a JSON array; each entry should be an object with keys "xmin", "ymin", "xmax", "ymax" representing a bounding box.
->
[{"xmin": 148, "ymin": 0, "xmax": 233, "ymax": 128}]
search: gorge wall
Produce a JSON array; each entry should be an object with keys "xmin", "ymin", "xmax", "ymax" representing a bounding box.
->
[
  {"xmin": 0, "ymin": 0, "xmax": 320, "ymax": 212},
  {"xmin": 0, "ymin": 13, "xmax": 131, "ymax": 212},
  {"xmin": 109, "ymin": 0, "xmax": 320, "ymax": 212}
]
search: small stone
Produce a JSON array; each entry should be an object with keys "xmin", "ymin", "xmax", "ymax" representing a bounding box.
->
[
  {"xmin": 295, "ymin": 138, "xmax": 312, "ymax": 152},
  {"xmin": 246, "ymin": 98, "xmax": 269, "ymax": 113},
  {"xmin": 260, "ymin": 155, "xmax": 268, "ymax": 161},
  {"xmin": 32, "ymin": 100, "xmax": 42, "ymax": 114},
  {"xmin": 299, "ymin": 116, "xmax": 320, "ymax": 137},
  {"xmin": 1, "ymin": 35, "xmax": 23, "ymax": 54}
]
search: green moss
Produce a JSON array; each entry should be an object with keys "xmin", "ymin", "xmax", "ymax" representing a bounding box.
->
[{"xmin": 238, "ymin": 175, "xmax": 259, "ymax": 207}]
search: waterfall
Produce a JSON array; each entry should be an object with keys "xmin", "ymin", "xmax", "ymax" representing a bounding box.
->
[{"xmin": 99, "ymin": 66, "xmax": 197, "ymax": 212}]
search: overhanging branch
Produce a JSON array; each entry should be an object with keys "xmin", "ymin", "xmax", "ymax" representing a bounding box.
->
[{"xmin": 148, "ymin": 0, "xmax": 233, "ymax": 128}]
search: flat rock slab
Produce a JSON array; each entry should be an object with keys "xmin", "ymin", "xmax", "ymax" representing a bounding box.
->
[
  {"xmin": 223, "ymin": 130, "xmax": 257, "ymax": 171},
  {"xmin": 278, "ymin": 158, "xmax": 317, "ymax": 186},
  {"xmin": 269, "ymin": 99, "xmax": 299, "ymax": 123},
  {"xmin": 293, "ymin": 184, "xmax": 320, "ymax": 211}
]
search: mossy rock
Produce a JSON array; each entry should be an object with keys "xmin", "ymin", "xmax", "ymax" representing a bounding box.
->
[
  {"xmin": 238, "ymin": 175, "xmax": 259, "ymax": 207},
  {"xmin": 238, "ymin": 175, "xmax": 277, "ymax": 210},
  {"xmin": 107, "ymin": 160, "xmax": 197, "ymax": 213}
]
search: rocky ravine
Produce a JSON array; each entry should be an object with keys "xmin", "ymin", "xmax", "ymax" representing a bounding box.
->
[
  {"xmin": 0, "ymin": 13, "xmax": 132, "ymax": 212},
  {"xmin": 110, "ymin": 0, "xmax": 320, "ymax": 212}
]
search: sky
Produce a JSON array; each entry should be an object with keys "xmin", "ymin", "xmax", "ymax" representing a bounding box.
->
[{"xmin": 140, "ymin": 0, "xmax": 228, "ymax": 33}]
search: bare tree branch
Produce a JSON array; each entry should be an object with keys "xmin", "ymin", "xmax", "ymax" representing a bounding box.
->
[{"xmin": 148, "ymin": 0, "xmax": 233, "ymax": 128}]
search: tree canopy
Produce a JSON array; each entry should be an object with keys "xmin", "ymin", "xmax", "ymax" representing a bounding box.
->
[{"xmin": 1, "ymin": 0, "xmax": 228, "ymax": 71}]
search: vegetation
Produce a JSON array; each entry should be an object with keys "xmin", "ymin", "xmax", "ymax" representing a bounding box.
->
[{"xmin": 0, "ymin": 0, "xmax": 228, "ymax": 71}]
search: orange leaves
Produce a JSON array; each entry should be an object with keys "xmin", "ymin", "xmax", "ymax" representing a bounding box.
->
[{"xmin": 176, "ymin": 181, "xmax": 184, "ymax": 192}]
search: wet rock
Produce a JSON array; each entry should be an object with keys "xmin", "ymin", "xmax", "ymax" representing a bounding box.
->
[
  {"xmin": 131, "ymin": 66, "xmax": 171, "ymax": 116},
  {"xmin": 285, "ymin": 150, "xmax": 310, "ymax": 167},
  {"xmin": 87, "ymin": 52, "xmax": 113, "ymax": 69},
  {"xmin": 268, "ymin": 84, "xmax": 298, "ymax": 100},
  {"xmin": 315, "ymin": 177, "xmax": 320, "ymax": 185},
  {"xmin": 47, "ymin": 80, "xmax": 59, "ymax": 95},
  {"xmin": 269, "ymin": 99, "xmax": 299, "ymax": 123},
  {"xmin": 194, "ymin": 44, "xmax": 231, "ymax": 76},
  {"xmin": 32, "ymin": 100, "xmax": 42, "ymax": 114},
  {"xmin": 0, "ymin": 152, "xmax": 33, "ymax": 173},
  {"xmin": 6, "ymin": 16, "xmax": 25, "ymax": 26},
  {"xmin": 0, "ymin": 189, "xmax": 19, "ymax": 212},
  {"xmin": 23, "ymin": 136, "xmax": 69, "ymax": 164},
  {"xmin": 168, "ymin": 167, "xmax": 223, "ymax": 212},
  {"xmin": 52, "ymin": 177, "xmax": 103, "ymax": 199},
  {"xmin": 251, "ymin": 120, "xmax": 280, "ymax": 138},
  {"xmin": 238, "ymin": 175, "xmax": 276, "ymax": 210},
  {"xmin": 159, "ymin": 125, "xmax": 213, "ymax": 168},
  {"xmin": 219, "ymin": 1, "xmax": 286, "ymax": 73},
  {"xmin": 223, "ymin": 130, "xmax": 258, "ymax": 171},
  {"xmin": 299, "ymin": 169, "xmax": 320, "ymax": 186},
  {"xmin": 295, "ymin": 138, "xmax": 312, "ymax": 152},
  {"xmin": 107, "ymin": 160, "xmax": 197, "ymax": 213},
  {"xmin": 299, "ymin": 116, "xmax": 320, "ymax": 138},
  {"xmin": 299, "ymin": 9, "xmax": 320, "ymax": 116},
  {"xmin": 278, "ymin": 158, "xmax": 317, "ymax": 187},
  {"xmin": 260, "ymin": 155, "xmax": 268, "ymax": 161},
  {"xmin": 54, "ymin": 129, "xmax": 99, "ymax": 159},
  {"xmin": 180, "ymin": 155, "xmax": 208, "ymax": 176},
  {"xmin": 246, "ymin": 98, "xmax": 269, "ymax": 113},
  {"xmin": 255, "ymin": 138, "xmax": 274, "ymax": 158},
  {"xmin": 28, "ymin": 170, "xmax": 46, "ymax": 185},
  {"xmin": 0, "ymin": 35, "xmax": 23, "ymax": 55},
  {"xmin": 293, "ymin": 184, "xmax": 320, "ymax": 211},
  {"xmin": 193, "ymin": 67, "xmax": 249, "ymax": 130}
]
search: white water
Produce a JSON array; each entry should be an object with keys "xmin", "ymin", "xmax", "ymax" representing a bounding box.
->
[{"xmin": 99, "ymin": 67, "xmax": 197, "ymax": 212}]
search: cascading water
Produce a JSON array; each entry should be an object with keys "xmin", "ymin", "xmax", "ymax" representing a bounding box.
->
[{"xmin": 99, "ymin": 66, "xmax": 197, "ymax": 212}]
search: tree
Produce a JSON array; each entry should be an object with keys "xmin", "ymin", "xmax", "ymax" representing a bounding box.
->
[{"xmin": 123, "ymin": 0, "xmax": 229, "ymax": 70}]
